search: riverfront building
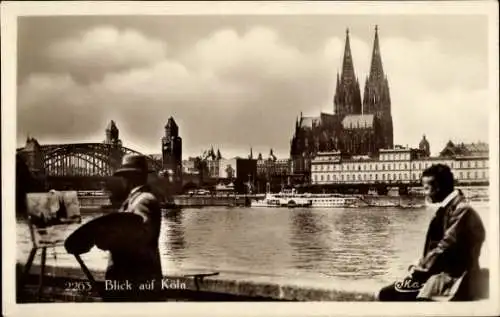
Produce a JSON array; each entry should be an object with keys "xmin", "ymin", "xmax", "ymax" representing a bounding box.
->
[
  {"xmin": 310, "ymin": 139, "xmax": 489, "ymax": 190},
  {"xmin": 182, "ymin": 158, "xmax": 198, "ymax": 175},
  {"xmin": 255, "ymin": 150, "xmax": 292, "ymax": 193},
  {"xmin": 256, "ymin": 149, "xmax": 290, "ymax": 177},
  {"xmin": 186, "ymin": 147, "xmax": 257, "ymax": 193}
]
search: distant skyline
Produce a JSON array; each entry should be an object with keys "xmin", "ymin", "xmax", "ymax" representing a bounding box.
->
[{"xmin": 17, "ymin": 14, "xmax": 489, "ymax": 158}]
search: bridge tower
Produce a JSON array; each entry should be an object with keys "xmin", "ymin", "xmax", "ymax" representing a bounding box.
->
[
  {"xmin": 162, "ymin": 117, "xmax": 183, "ymax": 191},
  {"xmin": 104, "ymin": 120, "xmax": 123, "ymax": 173},
  {"xmin": 105, "ymin": 120, "xmax": 120, "ymax": 144},
  {"xmin": 19, "ymin": 137, "xmax": 45, "ymax": 178}
]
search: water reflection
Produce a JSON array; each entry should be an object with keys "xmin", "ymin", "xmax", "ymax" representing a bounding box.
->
[
  {"xmin": 332, "ymin": 209, "xmax": 394, "ymax": 280},
  {"xmin": 161, "ymin": 210, "xmax": 186, "ymax": 265},
  {"xmin": 172, "ymin": 207, "xmax": 293, "ymax": 275},
  {"xmin": 289, "ymin": 209, "xmax": 331, "ymax": 271}
]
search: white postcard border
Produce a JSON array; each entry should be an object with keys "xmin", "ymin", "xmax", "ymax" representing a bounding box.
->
[{"xmin": 2, "ymin": 1, "xmax": 499, "ymax": 316}]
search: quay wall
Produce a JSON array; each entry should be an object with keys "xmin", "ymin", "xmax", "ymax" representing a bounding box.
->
[
  {"xmin": 78, "ymin": 185, "xmax": 487, "ymax": 209},
  {"xmin": 172, "ymin": 195, "xmax": 260, "ymax": 207},
  {"xmin": 17, "ymin": 263, "xmax": 376, "ymax": 302},
  {"xmin": 78, "ymin": 195, "xmax": 263, "ymax": 208}
]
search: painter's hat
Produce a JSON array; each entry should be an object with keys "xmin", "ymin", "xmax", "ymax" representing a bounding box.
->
[{"xmin": 114, "ymin": 154, "xmax": 150, "ymax": 176}]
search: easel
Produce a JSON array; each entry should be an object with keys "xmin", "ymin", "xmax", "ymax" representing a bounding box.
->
[
  {"xmin": 20, "ymin": 191, "xmax": 81, "ymax": 301},
  {"xmin": 20, "ymin": 223, "xmax": 66, "ymax": 300}
]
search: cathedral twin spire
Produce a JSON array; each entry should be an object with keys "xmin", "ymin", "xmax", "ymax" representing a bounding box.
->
[
  {"xmin": 333, "ymin": 25, "xmax": 393, "ymax": 149},
  {"xmin": 291, "ymin": 26, "xmax": 393, "ymax": 159},
  {"xmin": 334, "ymin": 28, "xmax": 362, "ymax": 116},
  {"xmin": 363, "ymin": 25, "xmax": 391, "ymax": 117},
  {"xmin": 340, "ymin": 28, "xmax": 356, "ymax": 85},
  {"xmin": 334, "ymin": 26, "xmax": 389, "ymax": 118},
  {"xmin": 368, "ymin": 25, "xmax": 385, "ymax": 82}
]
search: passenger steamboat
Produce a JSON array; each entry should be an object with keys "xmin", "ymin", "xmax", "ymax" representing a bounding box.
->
[{"xmin": 251, "ymin": 189, "xmax": 366, "ymax": 208}]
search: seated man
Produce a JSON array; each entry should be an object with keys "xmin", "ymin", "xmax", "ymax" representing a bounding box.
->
[{"xmin": 378, "ymin": 164, "xmax": 486, "ymax": 301}]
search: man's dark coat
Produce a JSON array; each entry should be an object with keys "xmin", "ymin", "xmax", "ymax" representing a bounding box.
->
[
  {"xmin": 104, "ymin": 185, "xmax": 163, "ymax": 301},
  {"xmin": 415, "ymin": 190, "xmax": 485, "ymax": 301}
]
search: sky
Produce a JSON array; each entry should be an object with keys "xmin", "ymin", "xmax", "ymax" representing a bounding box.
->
[{"xmin": 16, "ymin": 14, "xmax": 490, "ymax": 159}]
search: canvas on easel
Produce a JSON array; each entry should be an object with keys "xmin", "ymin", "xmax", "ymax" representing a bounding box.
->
[{"xmin": 21, "ymin": 190, "xmax": 81, "ymax": 299}]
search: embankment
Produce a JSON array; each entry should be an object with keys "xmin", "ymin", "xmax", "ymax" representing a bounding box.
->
[{"xmin": 17, "ymin": 263, "xmax": 377, "ymax": 302}]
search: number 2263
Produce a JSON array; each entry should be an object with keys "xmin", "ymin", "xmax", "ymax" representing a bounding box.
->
[{"xmin": 65, "ymin": 281, "xmax": 92, "ymax": 291}]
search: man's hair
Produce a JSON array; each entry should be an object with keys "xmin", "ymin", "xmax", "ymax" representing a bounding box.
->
[{"xmin": 421, "ymin": 164, "xmax": 455, "ymax": 192}]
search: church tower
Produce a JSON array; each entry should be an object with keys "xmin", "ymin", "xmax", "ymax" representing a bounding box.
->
[
  {"xmin": 334, "ymin": 28, "xmax": 362, "ymax": 117},
  {"xmin": 363, "ymin": 25, "xmax": 393, "ymax": 149}
]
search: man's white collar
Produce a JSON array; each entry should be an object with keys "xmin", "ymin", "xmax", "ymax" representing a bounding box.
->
[
  {"xmin": 439, "ymin": 190, "xmax": 459, "ymax": 208},
  {"xmin": 129, "ymin": 185, "xmax": 144, "ymax": 196}
]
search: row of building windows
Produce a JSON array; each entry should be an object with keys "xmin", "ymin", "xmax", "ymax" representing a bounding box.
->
[
  {"xmin": 379, "ymin": 153, "xmax": 411, "ymax": 161},
  {"xmin": 315, "ymin": 152, "xmax": 412, "ymax": 162},
  {"xmin": 312, "ymin": 170, "xmax": 488, "ymax": 183},
  {"xmin": 311, "ymin": 159, "xmax": 488, "ymax": 172}
]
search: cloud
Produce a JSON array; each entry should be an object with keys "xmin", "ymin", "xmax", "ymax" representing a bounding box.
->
[
  {"xmin": 18, "ymin": 25, "xmax": 489, "ymax": 159},
  {"xmin": 186, "ymin": 28, "xmax": 311, "ymax": 82},
  {"xmin": 382, "ymin": 37, "xmax": 487, "ymax": 91},
  {"xmin": 45, "ymin": 26, "xmax": 167, "ymax": 80},
  {"xmin": 17, "ymin": 73, "xmax": 109, "ymax": 143},
  {"xmin": 391, "ymin": 83, "xmax": 489, "ymax": 155}
]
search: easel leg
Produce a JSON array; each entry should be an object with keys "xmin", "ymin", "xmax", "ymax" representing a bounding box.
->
[
  {"xmin": 74, "ymin": 254, "xmax": 102, "ymax": 298},
  {"xmin": 22, "ymin": 248, "xmax": 37, "ymax": 278},
  {"xmin": 19, "ymin": 247, "xmax": 37, "ymax": 292},
  {"xmin": 37, "ymin": 247, "xmax": 47, "ymax": 301}
]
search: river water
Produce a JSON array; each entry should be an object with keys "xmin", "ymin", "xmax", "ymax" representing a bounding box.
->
[{"xmin": 16, "ymin": 202, "xmax": 490, "ymax": 291}]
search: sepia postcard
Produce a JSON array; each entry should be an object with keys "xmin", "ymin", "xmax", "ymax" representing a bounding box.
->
[{"xmin": 2, "ymin": 1, "xmax": 499, "ymax": 316}]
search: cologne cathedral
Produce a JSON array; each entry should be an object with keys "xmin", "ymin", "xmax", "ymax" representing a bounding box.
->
[{"xmin": 290, "ymin": 26, "xmax": 393, "ymax": 175}]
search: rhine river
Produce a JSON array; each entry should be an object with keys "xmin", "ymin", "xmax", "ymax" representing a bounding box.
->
[{"xmin": 16, "ymin": 202, "xmax": 490, "ymax": 291}]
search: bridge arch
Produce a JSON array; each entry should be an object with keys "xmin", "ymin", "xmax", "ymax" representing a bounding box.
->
[
  {"xmin": 42, "ymin": 143, "xmax": 163, "ymax": 177},
  {"xmin": 44, "ymin": 145, "xmax": 115, "ymax": 176},
  {"xmin": 120, "ymin": 146, "xmax": 163, "ymax": 170}
]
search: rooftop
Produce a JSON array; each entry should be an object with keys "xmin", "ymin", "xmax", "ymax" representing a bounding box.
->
[{"xmin": 440, "ymin": 141, "xmax": 489, "ymax": 157}]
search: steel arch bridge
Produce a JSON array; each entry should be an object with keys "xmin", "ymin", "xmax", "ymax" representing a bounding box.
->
[{"xmin": 38, "ymin": 143, "xmax": 163, "ymax": 177}]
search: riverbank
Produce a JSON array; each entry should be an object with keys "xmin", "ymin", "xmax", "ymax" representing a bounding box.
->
[
  {"xmin": 172, "ymin": 195, "xmax": 257, "ymax": 208},
  {"xmin": 17, "ymin": 263, "xmax": 376, "ymax": 302},
  {"xmin": 77, "ymin": 185, "xmax": 488, "ymax": 209}
]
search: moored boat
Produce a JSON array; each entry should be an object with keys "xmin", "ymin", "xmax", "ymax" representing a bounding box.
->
[
  {"xmin": 251, "ymin": 191, "xmax": 312, "ymax": 208},
  {"xmin": 301, "ymin": 193, "xmax": 367, "ymax": 208},
  {"xmin": 251, "ymin": 189, "xmax": 367, "ymax": 208}
]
